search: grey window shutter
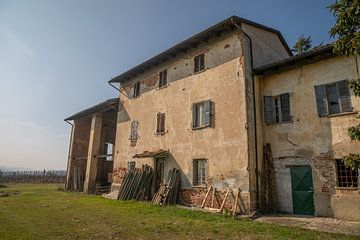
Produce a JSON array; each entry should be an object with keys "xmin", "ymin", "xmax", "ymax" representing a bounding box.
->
[
  {"xmin": 280, "ymin": 93, "xmax": 291, "ymax": 122},
  {"xmin": 192, "ymin": 104, "xmax": 197, "ymax": 128},
  {"xmin": 337, "ymin": 80, "xmax": 352, "ymax": 112},
  {"xmin": 263, "ymin": 96, "xmax": 274, "ymax": 124},
  {"xmin": 161, "ymin": 113, "xmax": 165, "ymax": 133},
  {"xmin": 314, "ymin": 85, "xmax": 328, "ymax": 116},
  {"xmin": 130, "ymin": 121, "xmax": 138, "ymax": 140},
  {"xmin": 156, "ymin": 113, "xmax": 161, "ymax": 133},
  {"xmin": 204, "ymin": 100, "xmax": 211, "ymax": 127}
]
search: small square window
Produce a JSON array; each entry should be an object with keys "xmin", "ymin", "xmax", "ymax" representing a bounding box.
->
[
  {"xmin": 336, "ymin": 159, "xmax": 358, "ymax": 188},
  {"xmin": 159, "ymin": 69, "xmax": 167, "ymax": 88},
  {"xmin": 193, "ymin": 159, "xmax": 207, "ymax": 186},
  {"xmin": 133, "ymin": 82, "xmax": 140, "ymax": 98},
  {"xmin": 128, "ymin": 161, "xmax": 136, "ymax": 170},
  {"xmin": 194, "ymin": 53, "xmax": 205, "ymax": 73},
  {"xmin": 263, "ymin": 93, "xmax": 291, "ymax": 124}
]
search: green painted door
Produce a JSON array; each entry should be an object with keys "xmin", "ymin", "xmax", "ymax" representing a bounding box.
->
[{"xmin": 290, "ymin": 165, "xmax": 315, "ymax": 215}]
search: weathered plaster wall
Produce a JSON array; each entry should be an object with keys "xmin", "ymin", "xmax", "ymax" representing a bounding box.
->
[
  {"xmin": 241, "ymin": 23, "xmax": 290, "ymax": 68},
  {"xmin": 259, "ymin": 56, "xmax": 360, "ymax": 221},
  {"xmin": 113, "ymin": 32, "xmax": 252, "ymax": 209}
]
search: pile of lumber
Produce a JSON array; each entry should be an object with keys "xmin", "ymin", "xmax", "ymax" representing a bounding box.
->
[
  {"xmin": 117, "ymin": 165, "xmax": 153, "ymax": 201},
  {"xmin": 152, "ymin": 168, "xmax": 180, "ymax": 205}
]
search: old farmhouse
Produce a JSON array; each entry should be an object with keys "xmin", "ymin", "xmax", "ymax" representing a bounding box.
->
[{"xmin": 64, "ymin": 16, "xmax": 360, "ymax": 221}]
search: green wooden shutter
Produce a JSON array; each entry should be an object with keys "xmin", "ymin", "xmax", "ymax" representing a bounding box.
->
[
  {"xmin": 314, "ymin": 85, "xmax": 328, "ymax": 116},
  {"xmin": 336, "ymin": 80, "xmax": 352, "ymax": 112},
  {"xmin": 280, "ymin": 93, "xmax": 291, "ymax": 122},
  {"xmin": 204, "ymin": 101, "xmax": 211, "ymax": 127},
  {"xmin": 264, "ymin": 96, "xmax": 274, "ymax": 124},
  {"xmin": 192, "ymin": 104, "xmax": 196, "ymax": 128}
]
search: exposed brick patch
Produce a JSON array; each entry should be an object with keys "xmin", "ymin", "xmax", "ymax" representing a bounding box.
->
[
  {"xmin": 112, "ymin": 167, "xmax": 127, "ymax": 184},
  {"xmin": 313, "ymin": 153, "xmax": 336, "ymax": 194}
]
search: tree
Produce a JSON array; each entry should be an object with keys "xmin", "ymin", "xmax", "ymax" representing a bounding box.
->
[
  {"xmin": 292, "ymin": 35, "xmax": 312, "ymax": 55},
  {"xmin": 329, "ymin": 0, "xmax": 360, "ymax": 170}
]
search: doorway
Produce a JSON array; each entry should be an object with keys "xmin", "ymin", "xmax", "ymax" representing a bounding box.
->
[{"xmin": 290, "ymin": 165, "xmax": 315, "ymax": 215}]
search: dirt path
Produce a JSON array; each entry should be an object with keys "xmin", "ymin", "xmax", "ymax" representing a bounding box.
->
[{"xmin": 255, "ymin": 215, "xmax": 360, "ymax": 236}]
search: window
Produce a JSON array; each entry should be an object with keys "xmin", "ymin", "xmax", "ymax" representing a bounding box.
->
[
  {"xmin": 133, "ymin": 82, "xmax": 140, "ymax": 98},
  {"xmin": 104, "ymin": 143, "xmax": 113, "ymax": 161},
  {"xmin": 315, "ymin": 80, "xmax": 352, "ymax": 116},
  {"xmin": 192, "ymin": 100, "xmax": 213, "ymax": 129},
  {"xmin": 336, "ymin": 159, "xmax": 358, "ymax": 188},
  {"xmin": 159, "ymin": 69, "xmax": 167, "ymax": 88},
  {"xmin": 194, "ymin": 53, "xmax": 205, "ymax": 73},
  {"xmin": 193, "ymin": 159, "xmax": 207, "ymax": 186},
  {"xmin": 128, "ymin": 161, "xmax": 136, "ymax": 170},
  {"xmin": 156, "ymin": 112, "xmax": 166, "ymax": 134},
  {"xmin": 130, "ymin": 121, "xmax": 139, "ymax": 141},
  {"xmin": 263, "ymin": 93, "xmax": 291, "ymax": 124}
]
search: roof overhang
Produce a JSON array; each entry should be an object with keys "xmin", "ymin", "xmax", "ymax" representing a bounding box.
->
[
  {"xmin": 254, "ymin": 45, "xmax": 335, "ymax": 76},
  {"xmin": 64, "ymin": 98, "xmax": 119, "ymax": 121},
  {"xmin": 132, "ymin": 149, "xmax": 169, "ymax": 159},
  {"xmin": 109, "ymin": 15, "xmax": 291, "ymax": 84}
]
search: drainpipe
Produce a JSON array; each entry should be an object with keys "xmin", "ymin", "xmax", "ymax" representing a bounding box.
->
[
  {"xmin": 231, "ymin": 19, "xmax": 260, "ymax": 211},
  {"xmin": 108, "ymin": 81, "xmax": 129, "ymax": 99},
  {"xmin": 64, "ymin": 120, "xmax": 74, "ymax": 190}
]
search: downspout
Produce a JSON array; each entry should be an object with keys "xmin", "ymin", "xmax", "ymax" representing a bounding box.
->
[
  {"xmin": 108, "ymin": 81, "xmax": 129, "ymax": 99},
  {"xmin": 231, "ymin": 19, "xmax": 260, "ymax": 210},
  {"xmin": 64, "ymin": 120, "xmax": 74, "ymax": 190}
]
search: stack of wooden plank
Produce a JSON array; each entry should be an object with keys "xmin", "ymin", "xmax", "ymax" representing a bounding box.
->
[
  {"xmin": 117, "ymin": 165, "xmax": 153, "ymax": 201},
  {"xmin": 152, "ymin": 168, "xmax": 180, "ymax": 205}
]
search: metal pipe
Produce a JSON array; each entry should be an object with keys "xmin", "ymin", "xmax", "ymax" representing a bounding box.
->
[
  {"xmin": 64, "ymin": 119, "xmax": 74, "ymax": 190},
  {"xmin": 231, "ymin": 19, "xmax": 260, "ymax": 211},
  {"xmin": 108, "ymin": 81, "xmax": 129, "ymax": 99}
]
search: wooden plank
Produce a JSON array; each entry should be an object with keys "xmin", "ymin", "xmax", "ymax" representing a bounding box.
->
[
  {"xmin": 201, "ymin": 186, "xmax": 212, "ymax": 208},
  {"xmin": 219, "ymin": 189, "xmax": 231, "ymax": 213}
]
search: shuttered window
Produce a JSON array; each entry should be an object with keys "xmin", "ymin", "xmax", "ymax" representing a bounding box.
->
[
  {"xmin": 193, "ymin": 159, "xmax": 207, "ymax": 186},
  {"xmin": 133, "ymin": 82, "xmax": 140, "ymax": 98},
  {"xmin": 263, "ymin": 93, "xmax": 291, "ymax": 124},
  {"xmin": 314, "ymin": 80, "xmax": 352, "ymax": 116},
  {"xmin": 130, "ymin": 121, "xmax": 139, "ymax": 141},
  {"xmin": 159, "ymin": 69, "xmax": 167, "ymax": 88},
  {"xmin": 192, "ymin": 100, "xmax": 213, "ymax": 129},
  {"xmin": 194, "ymin": 53, "xmax": 205, "ymax": 73},
  {"xmin": 128, "ymin": 161, "xmax": 136, "ymax": 170},
  {"xmin": 156, "ymin": 112, "xmax": 166, "ymax": 134}
]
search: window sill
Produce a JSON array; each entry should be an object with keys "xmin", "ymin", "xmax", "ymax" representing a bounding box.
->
[
  {"xmin": 322, "ymin": 111, "xmax": 358, "ymax": 118},
  {"xmin": 266, "ymin": 120, "xmax": 293, "ymax": 126},
  {"xmin": 192, "ymin": 125, "xmax": 211, "ymax": 130},
  {"xmin": 155, "ymin": 131, "xmax": 167, "ymax": 136},
  {"xmin": 335, "ymin": 186, "xmax": 359, "ymax": 190},
  {"xmin": 191, "ymin": 185, "xmax": 207, "ymax": 189},
  {"xmin": 157, "ymin": 84, "xmax": 168, "ymax": 90},
  {"xmin": 193, "ymin": 68, "xmax": 207, "ymax": 75}
]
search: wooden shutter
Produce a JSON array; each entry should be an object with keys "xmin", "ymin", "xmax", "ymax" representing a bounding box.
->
[
  {"xmin": 263, "ymin": 96, "xmax": 274, "ymax": 124},
  {"xmin": 192, "ymin": 104, "xmax": 197, "ymax": 128},
  {"xmin": 160, "ymin": 113, "xmax": 165, "ymax": 133},
  {"xmin": 156, "ymin": 112, "xmax": 161, "ymax": 133},
  {"xmin": 337, "ymin": 80, "xmax": 352, "ymax": 112},
  {"xmin": 280, "ymin": 93, "xmax": 291, "ymax": 122},
  {"xmin": 314, "ymin": 85, "xmax": 328, "ymax": 116},
  {"xmin": 203, "ymin": 101, "xmax": 212, "ymax": 127}
]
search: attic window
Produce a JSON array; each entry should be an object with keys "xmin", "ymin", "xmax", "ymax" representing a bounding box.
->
[
  {"xmin": 194, "ymin": 53, "xmax": 205, "ymax": 73},
  {"xmin": 133, "ymin": 82, "xmax": 140, "ymax": 98},
  {"xmin": 159, "ymin": 69, "xmax": 167, "ymax": 88}
]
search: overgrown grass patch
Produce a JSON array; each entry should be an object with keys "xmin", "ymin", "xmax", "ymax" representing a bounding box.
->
[{"xmin": 0, "ymin": 184, "xmax": 357, "ymax": 240}]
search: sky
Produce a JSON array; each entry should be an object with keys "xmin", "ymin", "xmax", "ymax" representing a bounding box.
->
[{"xmin": 0, "ymin": 0, "xmax": 335, "ymax": 170}]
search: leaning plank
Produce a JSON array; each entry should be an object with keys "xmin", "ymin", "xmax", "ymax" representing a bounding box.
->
[
  {"xmin": 201, "ymin": 186, "xmax": 212, "ymax": 208},
  {"xmin": 219, "ymin": 189, "xmax": 231, "ymax": 213}
]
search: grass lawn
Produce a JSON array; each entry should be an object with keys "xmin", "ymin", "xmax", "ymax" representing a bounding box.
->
[{"xmin": 0, "ymin": 184, "xmax": 357, "ymax": 240}]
